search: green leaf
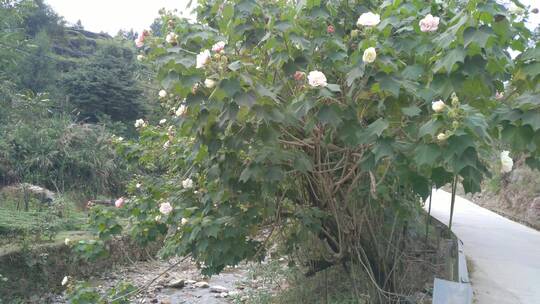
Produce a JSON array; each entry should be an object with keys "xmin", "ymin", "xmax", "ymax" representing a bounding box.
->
[
  {"xmin": 228, "ymin": 61, "xmax": 243, "ymax": 71},
  {"xmin": 289, "ymin": 96, "xmax": 315, "ymax": 119},
  {"xmin": 445, "ymin": 135, "xmax": 476, "ymax": 157},
  {"xmin": 525, "ymin": 156, "xmax": 540, "ymax": 171},
  {"xmin": 162, "ymin": 71, "xmax": 179, "ymax": 89},
  {"xmin": 407, "ymin": 171, "xmax": 430, "ymax": 200},
  {"xmin": 239, "ymin": 165, "xmax": 259, "ymax": 182},
  {"xmin": 501, "ymin": 124, "xmax": 535, "ymax": 151},
  {"xmin": 446, "ymin": 146, "xmax": 479, "ymax": 173},
  {"xmin": 274, "ymin": 21, "xmax": 292, "ymax": 32},
  {"xmin": 419, "ymin": 119, "xmax": 442, "ymax": 137},
  {"xmin": 463, "ymin": 113, "xmax": 490, "ymax": 140},
  {"xmin": 175, "ymin": 56, "xmax": 195, "ymax": 68},
  {"xmin": 346, "ymin": 66, "xmax": 364, "ymax": 87},
  {"xmin": 463, "ymin": 26, "xmax": 493, "ymax": 48},
  {"xmin": 373, "ymin": 139, "xmax": 394, "ymax": 162},
  {"xmin": 519, "ymin": 47, "xmax": 540, "ymax": 61},
  {"xmin": 255, "ymin": 84, "xmax": 277, "ymax": 101},
  {"xmin": 220, "ymin": 78, "xmax": 241, "ymax": 96},
  {"xmin": 522, "ymin": 112, "xmax": 540, "ymax": 131},
  {"xmin": 414, "ymin": 144, "xmax": 441, "ymax": 167},
  {"xmin": 522, "ymin": 62, "xmax": 540, "ymax": 78},
  {"xmin": 365, "ymin": 119, "xmax": 389, "ymax": 138},
  {"xmin": 265, "ymin": 166, "xmax": 284, "ymax": 181},
  {"xmin": 402, "ymin": 105, "xmax": 421, "ymax": 117},
  {"xmin": 326, "ymin": 84, "xmax": 341, "ymax": 92},
  {"xmin": 431, "ymin": 167, "xmax": 454, "ymax": 188},
  {"xmin": 317, "ymin": 105, "xmax": 342, "ymax": 128},
  {"xmin": 401, "ymin": 65, "xmax": 424, "ymax": 80},
  {"xmin": 515, "ymin": 93, "xmax": 540, "ymax": 110},
  {"xmin": 235, "ymin": 91, "xmax": 256, "ymax": 108},
  {"xmin": 377, "ymin": 74, "xmax": 401, "ymax": 96},
  {"xmin": 460, "ymin": 166, "xmax": 482, "ymax": 194},
  {"xmin": 433, "ymin": 47, "xmax": 466, "ymax": 74},
  {"xmin": 237, "ymin": 0, "xmax": 257, "ymax": 13},
  {"xmin": 293, "ymin": 152, "xmax": 313, "ymax": 173}
]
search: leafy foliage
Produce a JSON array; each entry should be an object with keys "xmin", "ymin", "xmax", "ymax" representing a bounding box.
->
[
  {"xmin": 62, "ymin": 43, "xmax": 147, "ymax": 123},
  {"xmin": 86, "ymin": 0, "xmax": 540, "ymax": 299},
  {"xmin": 66, "ymin": 281, "xmax": 136, "ymax": 304},
  {"xmin": 0, "ymin": 92, "xmax": 129, "ymax": 196}
]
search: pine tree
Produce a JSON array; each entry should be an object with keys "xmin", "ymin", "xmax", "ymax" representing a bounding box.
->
[{"xmin": 62, "ymin": 43, "xmax": 146, "ymax": 123}]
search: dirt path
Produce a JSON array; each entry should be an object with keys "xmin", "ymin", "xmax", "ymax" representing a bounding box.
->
[{"xmin": 427, "ymin": 189, "xmax": 540, "ymax": 304}]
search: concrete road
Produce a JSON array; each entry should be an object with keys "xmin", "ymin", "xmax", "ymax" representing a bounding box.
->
[{"xmin": 425, "ymin": 189, "xmax": 540, "ymax": 304}]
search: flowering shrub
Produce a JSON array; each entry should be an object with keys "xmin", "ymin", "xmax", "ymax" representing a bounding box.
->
[{"xmin": 105, "ymin": 0, "xmax": 538, "ymax": 296}]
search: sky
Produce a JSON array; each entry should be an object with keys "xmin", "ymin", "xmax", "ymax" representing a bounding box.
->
[
  {"xmin": 46, "ymin": 0, "xmax": 193, "ymax": 35},
  {"xmin": 46, "ymin": 0, "xmax": 539, "ymax": 36}
]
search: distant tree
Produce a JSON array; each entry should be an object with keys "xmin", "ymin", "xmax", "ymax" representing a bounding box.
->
[
  {"xmin": 0, "ymin": 0, "xmax": 27, "ymax": 82},
  {"xmin": 62, "ymin": 43, "xmax": 146, "ymax": 123},
  {"xmin": 116, "ymin": 28, "xmax": 137, "ymax": 41},
  {"xmin": 74, "ymin": 19, "xmax": 84, "ymax": 30},
  {"xmin": 19, "ymin": 0, "xmax": 63, "ymax": 37},
  {"xmin": 149, "ymin": 18, "xmax": 163, "ymax": 37},
  {"xmin": 18, "ymin": 30, "xmax": 57, "ymax": 92}
]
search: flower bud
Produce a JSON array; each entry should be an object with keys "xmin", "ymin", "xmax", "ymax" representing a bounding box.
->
[
  {"xmin": 431, "ymin": 100, "xmax": 445, "ymax": 113},
  {"xmin": 327, "ymin": 25, "xmax": 335, "ymax": 34},
  {"xmin": 451, "ymin": 92, "xmax": 459, "ymax": 106},
  {"xmin": 350, "ymin": 29, "xmax": 359, "ymax": 38},
  {"xmin": 362, "ymin": 47, "xmax": 377, "ymax": 63},
  {"xmin": 159, "ymin": 89, "xmax": 167, "ymax": 99},
  {"xmin": 500, "ymin": 151, "xmax": 513, "ymax": 173},
  {"xmin": 294, "ymin": 71, "xmax": 305, "ymax": 81},
  {"xmin": 437, "ymin": 133, "xmax": 448, "ymax": 142},
  {"xmin": 192, "ymin": 83, "xmax": 199, "ymax": 94},
  {"xmin": 204, "ymin": 79, "xmax": 217, "ymax": 89}
]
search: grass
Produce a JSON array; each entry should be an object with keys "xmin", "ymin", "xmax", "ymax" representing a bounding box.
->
[
  {"xmin": 232, "ymin": 259, "xmax": 369, "ymax": 304},
  {"xmin": 0, "ymin": 189, "xmax": 89, "ymax": 252}
]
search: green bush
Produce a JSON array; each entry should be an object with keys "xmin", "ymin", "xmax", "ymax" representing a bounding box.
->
[
  {"xmin": 92, "ymin": 0, "xmax": 539, "ymax": 301},
  {"xmin": 0, "ymin": 92, "xmax": 130, "ymax": 196},
  {"xmin": 65, "ymin": 281, "xmax": 136, "ymax": 304}
]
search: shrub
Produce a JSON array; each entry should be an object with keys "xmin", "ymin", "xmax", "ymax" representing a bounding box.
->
[
  {"xmin": 0, "ymin": 92, "xmax": 130, "ymax": 196},
  {"xmin": 98, "ymin": 0, "xmax": 539, "ymax": 300}
]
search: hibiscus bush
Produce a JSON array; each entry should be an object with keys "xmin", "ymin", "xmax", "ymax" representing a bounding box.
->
[{"xmin": 103, "ymin": 0, "xmax": 539, "ymax": 298}]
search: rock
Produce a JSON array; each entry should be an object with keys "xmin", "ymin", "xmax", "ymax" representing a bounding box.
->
[
  {"xmin": 220, "ymin": 292, "xmax": 229, "ymax": 298},
  {"xmin": 184, "ymin": 279, "xmax": 197, "ymax": 284},
  {"xmin": 210, "ymin": 285, "xmax": 228, "ymax": 293},
  {"xmin": 150, "ymin": 299, "xmax": 158, "ymax": 303},
  {"xmin": 228, "ymin": 290, "xmax": 240, "ymax": 297},
  {"xmin": 166, "ymin": 279, "xmax": 185, "ymax": 289},
  {"xmin": 19, "ymin": 183, "xmax": 55, "ymax": 203},
  {"xmin": 194, "ymin": 281, "xmax": 209, "ymax": 288},
  {"xmin": 160, "ymin": 299, "xmax": 171, "ymax": 304}
]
